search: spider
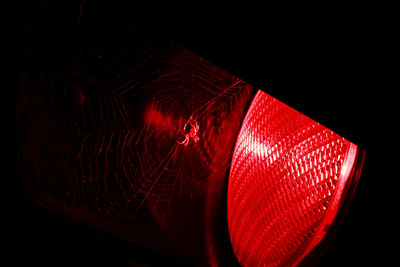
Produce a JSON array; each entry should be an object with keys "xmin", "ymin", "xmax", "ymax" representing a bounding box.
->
[{"xmin": 177, "ymin": 116, "xmax": 200, "ymax": 146}]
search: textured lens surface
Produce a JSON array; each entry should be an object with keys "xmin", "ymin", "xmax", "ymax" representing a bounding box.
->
[{"xmin": 228, "ymin": 90, "xmax": 360, "ymax": 266}]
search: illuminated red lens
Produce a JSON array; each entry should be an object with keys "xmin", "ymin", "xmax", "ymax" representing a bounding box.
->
[{"xmin": 227, "ymin": 90, "xmax": 364, "ymax": 266}]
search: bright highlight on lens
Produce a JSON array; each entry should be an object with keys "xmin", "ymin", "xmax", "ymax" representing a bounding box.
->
[{"xmin": 227, "ymin": 90, "xmax": 364, "ymax": 266}]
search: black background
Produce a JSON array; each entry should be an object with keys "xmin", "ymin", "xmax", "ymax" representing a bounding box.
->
[{"xmin": 17, "ymin": 1, "xmax": 398, "ymax": 266}]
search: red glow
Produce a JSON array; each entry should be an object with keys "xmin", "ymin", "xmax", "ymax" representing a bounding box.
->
[
  {"xmin": 145, "ymin": 105, "xmax": 173, "ymax": 132},
  {"xmin": 18, "ymin": 32, "xmax": 255, "ymax": 266},
  {"xmin": 227, "ymin": 90, "xmax": 364, "ymax": 266}
]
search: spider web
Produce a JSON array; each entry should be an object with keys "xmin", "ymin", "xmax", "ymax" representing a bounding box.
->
[{"xmin": 17, "ymin": 23, "xmax": 254, "ymax": 265}]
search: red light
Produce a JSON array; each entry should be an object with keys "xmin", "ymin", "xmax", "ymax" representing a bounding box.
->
[{"xmin": 227, "ymin": 90, "xmax": 364, "ymax": 266}]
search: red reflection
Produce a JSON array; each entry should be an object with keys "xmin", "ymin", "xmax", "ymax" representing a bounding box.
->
[
  {"xmin": 145, "ymin": 105, "xmax": 173, "ymax": 132},
  {"xmin": 227, "ymin": 90, "xmax": 364, "ymax": 266},
  {"xmin": 18, "ymin": 30, "xmax": 254, "ymax": 266}
]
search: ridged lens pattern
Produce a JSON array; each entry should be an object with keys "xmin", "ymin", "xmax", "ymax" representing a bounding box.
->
[{"xmin": 228, "ymin": 90, "xmax": 357, "ymax": 266}]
